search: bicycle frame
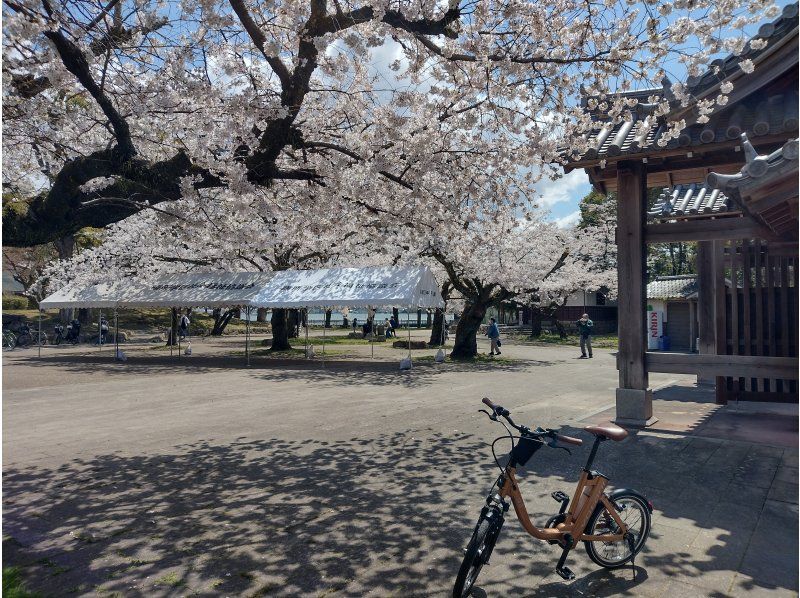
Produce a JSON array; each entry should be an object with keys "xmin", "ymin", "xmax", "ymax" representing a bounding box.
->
[{"xmin": 498, "ymin": 466, "xmax": 627, "ymax": 545}]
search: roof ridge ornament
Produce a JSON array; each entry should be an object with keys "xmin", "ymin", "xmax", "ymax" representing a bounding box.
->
[{"xmin": 741, "ymin": 132, "xmax": 759, "ymax": 163}]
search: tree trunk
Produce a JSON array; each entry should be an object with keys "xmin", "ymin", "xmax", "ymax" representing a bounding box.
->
[
  {"xmin": 529, "ymin": 307, "xmax": 543, "ymax": 338},
  {"xmin": 270, "ymin": 308, "xmax": 292, "ymax": 351},
  {"xmin": 211, "ymin": 308, "xmax": 236, "ymax": 335},
  {"xmin": 166, "ymin": 307, "xmax": 178, "ymax": 345},
  {"xmin": 324, "ymin": 309, "xmax": 332, "ymax": 328},
  {"xmin": 55, "ymin": 234, "xmax": 76, "ymax": 322},
  {"xmin": 425, "ymin": 310, "xmax": 432, "ymax": 327},
  {"xmin": 392, "ymin": 307, "xmax": 399, "ymax": 326},
  {"xmin": 416, "ymin": 309, "xmax": 422, "ymax": 328},
  {"xmin": 429, "ymin": 309, "xmax": 445, "ymax": 346},
  {"xmin": 451, "ymin": 301, "xmax": 489, "ymax": 359},
  {"xmin": 256, "ymin": 308, "xmax": 268, "ymax": 323}
]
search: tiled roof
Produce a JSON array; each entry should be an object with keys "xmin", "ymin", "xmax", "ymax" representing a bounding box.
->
[
  {"xmin": 707, "ymin": 134, "xmax": 799, "ymax": 235},
  {"xmin": 707, "ymin": 136, "xmax": 799, "ymax": 193},
  {"xmin": 647, "ymin": 275, "xmax": 698, "ymax": 300},
  {"xmin": 570, "ymin": 3, "xmax": 799, "ymax": 163},
  {"xmin": 648, "ymin": 184, "xmax": 736, "ymax": 221}
]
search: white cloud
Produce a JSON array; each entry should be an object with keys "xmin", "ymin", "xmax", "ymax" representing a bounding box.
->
[
  {"xmin": 555, "ymin": 210, "xmax": 580, "ymax": 228},
  {"xmin": 536, "ymin": 169, "xmax": 590, "ymax": 208}
]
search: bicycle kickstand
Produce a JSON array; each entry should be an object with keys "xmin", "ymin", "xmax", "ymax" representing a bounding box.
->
[
  {"xmin": 626, "ymin": 533, "xmax": 637, "ymax": 580},
  {"xmin": 555, "ymin": 546, "xmax": 575, "ymax": 581}
]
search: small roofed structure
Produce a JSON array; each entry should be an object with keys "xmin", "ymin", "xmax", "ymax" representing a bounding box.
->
[
  {"xmin": 564, "ymin": 4, "xmax": 799, "ymax": 423},
  {"xmin": 647, "ymin": 275, "xmax": 699, "ymax": 353}
]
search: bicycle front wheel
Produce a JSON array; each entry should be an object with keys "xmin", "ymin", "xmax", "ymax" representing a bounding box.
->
[
  {"xmin": 584, "ymin": 493, "xmax": 651, "ymax": 568},
  {"xmin": 453, "ymin": 508, "xmax": 503, "ymax": 598}
]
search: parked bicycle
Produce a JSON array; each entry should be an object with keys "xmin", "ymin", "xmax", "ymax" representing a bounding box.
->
[
  {"xmin": 453, "ymin": 398, "xmax": 652, "ymax": 597},
  {"xmin": 53, "ymin": 319, "xmax": 82, "ymax": 345},
  {"xmin": 2, "ymin": 330, "xmax": 17, "ymax": 350},
  {"xmin": 13, "ymin": 323, "xmax": 47, "ymax": 348}
]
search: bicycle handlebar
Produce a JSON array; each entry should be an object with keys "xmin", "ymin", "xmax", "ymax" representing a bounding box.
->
[{"xmin": 481, "ymin": 398, "xmax": 583, "ymax": 447}]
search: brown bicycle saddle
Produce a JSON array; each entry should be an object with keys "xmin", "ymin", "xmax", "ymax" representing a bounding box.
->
[{"xmin": 584, "ymin": 424, "xmax": 628, "ymax": 442}]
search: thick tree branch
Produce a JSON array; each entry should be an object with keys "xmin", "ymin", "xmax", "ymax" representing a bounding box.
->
[
  {"xmin": 414, "ymin": 33, "xmax": 622, "ymax": 65},
  {"xmin": 44, "ymin": 29, "xmax": 135, "ymax": 158},
  {"xmin": 228, "ymin": 0, "xmax": 291, "ymax": 90}
]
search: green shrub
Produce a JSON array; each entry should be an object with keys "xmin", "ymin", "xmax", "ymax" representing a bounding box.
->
[
  {"xmin": 2, "ymin": 295, "xmax": 30, "ymax": 310},
  {"xmin": 3, "ymin": 566, "xmax": 40, "ymax": 598}
]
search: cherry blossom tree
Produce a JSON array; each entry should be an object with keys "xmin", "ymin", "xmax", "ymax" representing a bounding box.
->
[{"xmin": 3, "ymin": 0, "xmax": 775, "ymax": 249}]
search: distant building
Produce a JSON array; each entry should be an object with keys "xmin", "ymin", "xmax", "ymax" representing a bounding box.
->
[{"xmin": 488, "ymin": 289, "xmax": 618, "ymax": 334}]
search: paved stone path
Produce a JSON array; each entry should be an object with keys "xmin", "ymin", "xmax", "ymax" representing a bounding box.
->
[{"xmin": 3, "ymin": 336, "xmax": 797, "ymax": 596}]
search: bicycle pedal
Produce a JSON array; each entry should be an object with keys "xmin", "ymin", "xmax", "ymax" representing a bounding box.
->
[
  {"xmin": 551, "ymin": 491, "xmax": 570, "ymax": 503},
  {"xmin": 556, "ymin": 566, "xmax": 575, "ymax": 581}
]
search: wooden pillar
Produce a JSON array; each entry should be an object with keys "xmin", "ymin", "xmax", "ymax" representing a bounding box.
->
[
  {"xmin": 615, "ymin": 161, "xmax": 656, "ymax": 426},
  {"xmin": 713, "ymin": 240, "xmax": 728, "ymax": 404},
  {"xmin": 697, "ymin": 240, "xmax": 716, "ymax": 384}
]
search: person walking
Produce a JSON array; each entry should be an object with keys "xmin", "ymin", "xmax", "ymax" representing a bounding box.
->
[
  {"xmin": 384, "ymin": 318, "xmax": 393, "ymax": 338},
  {"xmin": 576, "ymin": 313, "xmax": 594, "ymax": 358},
  {"xmin": 487, "ymin": 317, "xmax": 501, "ymax": 356},
  {"xmin": 179, "ymin": 312, "xmax": 191, "ymax": 340}
]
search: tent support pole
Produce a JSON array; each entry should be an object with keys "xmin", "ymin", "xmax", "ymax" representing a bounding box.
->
[
  {"xmin": 442, "ymin": 310, "xmax": 446, "ymax": 358},
  {"xmin": 114, "ymin": 308, "xmax": 119, "ymax": 358},
  {"xmin": 98, "ymin": 310, "xmax": 102, "ymax": 353},
  {"xmin": 178, "ymin": 308, "xmax": 181, "ymax": 358},
  {"xmin": 305, "ymin": 308, "xmax": 309, "ymax": 359},
  {"xmin": 169, "ymin": 309, "xmax": 173, "ymax": 357},
  {"xmin": 322, "ymin": 318, "xmax": 326, "ymax": 363},
  {"xmin": 407, "ymin": 308, "xmax": 411, "ymax": 358},
  {"xmin": 38, "ymin": 309, "xmax": 42, "ymax": 358},
  {"xmin": 246, "ymin": 306, "xmax": 251, "ymax": 367}
]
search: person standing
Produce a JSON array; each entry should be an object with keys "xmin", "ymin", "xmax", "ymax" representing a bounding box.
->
[
  {"xmin": 487, "ymin": 317, "xmax": 501, "ymax": 356},
  {"xmin": 576, "ymin": 313, "xmax": 594, "ymax": 358}
]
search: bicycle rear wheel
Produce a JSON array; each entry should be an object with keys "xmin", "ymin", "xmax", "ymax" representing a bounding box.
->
[
  {"xmin": 453, "ymin": 508, "xmax": 503, "ymax": 598},
  {"xmin": 584, "ymin": 493, "xmax": 650, "ymax": 568}
]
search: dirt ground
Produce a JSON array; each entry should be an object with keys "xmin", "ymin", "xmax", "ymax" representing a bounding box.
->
[{"xmin": 2, "ymin": 332, "xmax": 797, "ymax": 597}]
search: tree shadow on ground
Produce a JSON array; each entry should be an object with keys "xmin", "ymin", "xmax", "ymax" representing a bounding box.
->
[
  {"xmin": 8, "ymin": 354, "xmax": 558, "ymax": 389},
  {"xmin": 3, "ymin": 422, "xmax": 796, "ymax": 596}
]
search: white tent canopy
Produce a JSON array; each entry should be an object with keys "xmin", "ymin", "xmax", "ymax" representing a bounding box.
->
[
  {"xmin": 39, "ymin": 267, "xmax": 444, "ymax": 310},
  {"xmin": 39, "ymin": 272, "xmax": 275, "ymax": 309},
  {"xmin": 116, "ymin": 272, "xmax": 274, "ymax": 308},
  {"xmin": 248, "ymin": 266, "xmax": 444, "ymax": 309},
  {"xmin": 39, "ymin": 282, "xmax": 121, "ymax": 310}
]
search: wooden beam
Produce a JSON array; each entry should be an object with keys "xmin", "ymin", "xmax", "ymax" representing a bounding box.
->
[
  {"xmin": 566, "ymin": 135, "xmax": 789, "ymax": 179},
  {"xmin": 645, "ymin": 217, "xmax": 780, "ymax": 243},
  {"xmin": 646, "ymin": 352, "xmax": 798, "ymax": 379}
]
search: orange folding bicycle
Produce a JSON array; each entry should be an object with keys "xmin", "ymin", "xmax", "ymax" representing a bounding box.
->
[{"xmin": 453, "ymin": 398, "xmax": 652, "ymax": 597}]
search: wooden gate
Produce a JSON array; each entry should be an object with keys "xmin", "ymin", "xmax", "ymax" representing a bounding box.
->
[{"xmin": 716, "ymin": 240, "xmax": 798, "ymax": 403}]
